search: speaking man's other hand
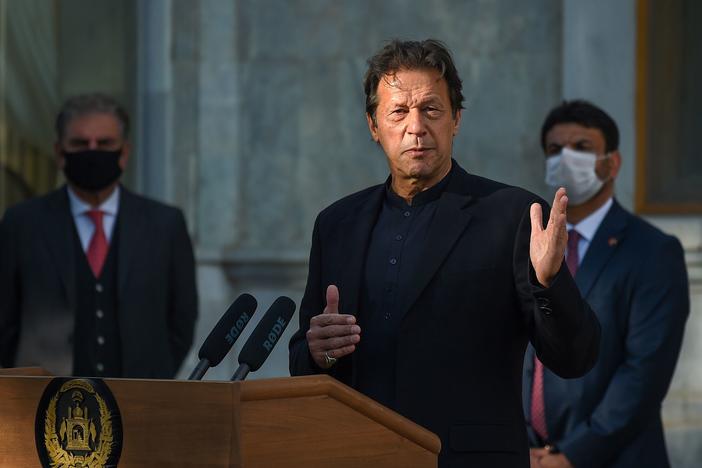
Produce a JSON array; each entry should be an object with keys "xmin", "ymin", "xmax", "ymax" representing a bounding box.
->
[
  {"xmin": 530, "ymin": 187, "xmax": 569, "ymax": 287},
  {"xmin": 306, "ymin": 285, "xmax": 361, "ymax": 369}
]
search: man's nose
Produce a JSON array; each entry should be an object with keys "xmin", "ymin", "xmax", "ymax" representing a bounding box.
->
[{"xmin": 406, "ymin": 109, "xmax": 427, "ymax": 136}]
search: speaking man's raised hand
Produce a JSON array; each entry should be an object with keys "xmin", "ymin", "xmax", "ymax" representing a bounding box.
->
[
  {"xmin": 306, "ymin": 285, "xmax": 361, "ymax": 369},
  {"xmin": 529, "ymin": 187, "xmax": 569, "ymax": 287}
]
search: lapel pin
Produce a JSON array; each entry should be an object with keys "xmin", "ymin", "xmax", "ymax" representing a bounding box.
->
[{"xmin": 608, "ymin": 237, "xmax": 618, "ymax": 247}]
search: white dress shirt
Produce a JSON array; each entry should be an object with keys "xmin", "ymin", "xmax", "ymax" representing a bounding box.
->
[
  {"xmin": 566, "ymin": 197, "xmax": 613, "ymax": 265},
  {"xmin": 67, "ymin": 186, "xmax": 120, "ymax": 252}
]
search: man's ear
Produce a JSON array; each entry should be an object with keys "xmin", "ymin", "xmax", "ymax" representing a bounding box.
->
[
  {"xmin": 119, "ymin": 141, "xmax": 131, "ymax": 170},
  {"xmin": 608, "ymin": 150, "xmax": 622, "ymax": 179},
  {"xmin": 452, "ymin": 109, "xmax": 462, "ymax": 136},
  {"xmin": 366, "ymin": 113, "xmax": 379, "ymax": 142}
]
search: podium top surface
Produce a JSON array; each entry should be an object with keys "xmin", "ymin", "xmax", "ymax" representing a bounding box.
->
[{"xmin": 240, "ymin": 375, "xmax": 441, "ymax": 455}]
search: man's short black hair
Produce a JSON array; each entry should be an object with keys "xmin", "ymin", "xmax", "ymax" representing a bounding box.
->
[
  {"xmin": 363, "ymin": 39, "xmax": 464, "ymax": 123},
  {"xmin": 55, "ymin": 93, "xmax": 130, "ymax": 141},
  {"xmin": 541, "ymin": 100, "xmax": 619, "ymax": 153}
]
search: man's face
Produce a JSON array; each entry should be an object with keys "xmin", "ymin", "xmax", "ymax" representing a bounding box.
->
[
  {"xmin": 55, "ymin": 112, "xmax": 129, "ymax": 171},
  {"xmin": 544, "ymin": 122, "xmax": 617, "ymax": 180},
  {"xmin": 367, "ymin": 68, "xmax": 461, "ymax": 186}
]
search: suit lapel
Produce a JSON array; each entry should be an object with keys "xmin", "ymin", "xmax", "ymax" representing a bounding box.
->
[
  {"xmin": 396, "ymin": 176, "xmax": 473, "ymax": 321},
  {"xmin": 116, "ymin": 188, "xmax": 146, "ymax": 298},
  {"xmin": 336, "ymin": 186, "xmax": 385, "ymax": 317},
  {"xmin": 334, "ymin": 185, "xmax": 384, "ymax": 388},
  {"xmin": 576, "ymin": 200, "xmax": 629, "ymax": 298},
  {"xmin": 40, "ymin": 187, "xmax": 77, "ymax": 309}
]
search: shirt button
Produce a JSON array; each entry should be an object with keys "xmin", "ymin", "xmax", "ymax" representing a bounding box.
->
[
  {"xmin": 389, "ymin": 258, "xmax": 397, "ymax": 265},
  {"xmin": 395, "ymin": 234, "xmax": 403, "ymax": 241},
  {"xmin": 536, "ymin": 297, "xmax": 553, "ymax": 315},
  {"xmin": 97, "ymin": 336, "xmax": 105, "ymax": 345},
  {"xmin": 96, "ymin": 363, "xmax": 104, "ymax": 372},
  {"xmin": 95, "ymin": 283, "xmax": 103, "ymax": 293},
  {"xmin": 403, "ymin": 211, "xmax": 411, "ymax": 217},
  {"xmin": 96, "ymin": 309, "xmax": 104, "ymax": 319}
]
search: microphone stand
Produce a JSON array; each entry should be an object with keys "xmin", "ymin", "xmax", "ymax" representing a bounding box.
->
[{"xmin": 231, "ymin": 363, "xmax": 250, "ymax": 381}]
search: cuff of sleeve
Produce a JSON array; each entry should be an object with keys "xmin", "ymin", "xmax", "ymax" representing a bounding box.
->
[
  {"xmin": 531, "ymin": 262, "xmax": 581, "ymax": 324},
  {"xmin": 530, "ymin": 261, "xmax": 568, "ymax": 294}
]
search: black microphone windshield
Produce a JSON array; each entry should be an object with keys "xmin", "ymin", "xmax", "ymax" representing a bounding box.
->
[
  {"xmin": 238, "ymin": 296, "xmax": 296, "ymax": 372},
  {"xmin": 198, "ymin": 293, "xmax": 257, "ymax": 366}
]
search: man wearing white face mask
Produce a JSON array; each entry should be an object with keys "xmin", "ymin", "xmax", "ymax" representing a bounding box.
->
[
  {"xmin": 545, "ymin": 147, "xmax": 612, "ymax": 206},
  {"xmin": 523, "ymin": 100, "xmax": 689, "ymax": 468}
]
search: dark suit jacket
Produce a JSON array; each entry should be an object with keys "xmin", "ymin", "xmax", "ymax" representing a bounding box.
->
[
  {"xmin": 523, "ymin": 200, "xmax": 689, "ymax": 467},
  {"xmin": 0, "ymin": 185, "xmax": 198, "ymax": 378},
  {"xmin": 289, "ymin": 162, "xmax": 600, "ymax": 468}
]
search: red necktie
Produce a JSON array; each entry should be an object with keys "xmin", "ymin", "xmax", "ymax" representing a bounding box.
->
[
  {"xmin": 531, "ymin": 229, "xmax": 581, "ymax": 441},
  {"xmin": 86, "ymin": 209, "xmax": 108, "ymax": 277},
  {"xmin": 531, "ymin": 357, "xmax": 548, "ymax": 441}
]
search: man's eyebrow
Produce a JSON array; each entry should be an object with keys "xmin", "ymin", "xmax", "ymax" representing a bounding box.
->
[
  {"xmin": 418, "ymin": 95, "xmax": 443, "ymax": 104},
  {"xmin": 571, "ymin": 138, "xmax": 595, "ymax": 148}
]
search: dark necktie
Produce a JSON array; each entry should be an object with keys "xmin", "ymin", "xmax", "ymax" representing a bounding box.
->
[
  {"xmin": 566, "ymin": 229, "xmax": 581, "ymax": 276},
  {"xmin": 86, "ymin": 209, "xmax": 108, "ymax": 277}
]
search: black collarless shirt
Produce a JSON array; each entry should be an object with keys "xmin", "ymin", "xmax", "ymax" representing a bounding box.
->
[{"xmin": 356, "ymin": 168, "xmax": 453, "ymax": 410}]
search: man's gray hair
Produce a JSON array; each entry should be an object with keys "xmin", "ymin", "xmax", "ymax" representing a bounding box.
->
[{"xmin": 55, "ymin": 93, "xmax": 130, "ymax": 141}]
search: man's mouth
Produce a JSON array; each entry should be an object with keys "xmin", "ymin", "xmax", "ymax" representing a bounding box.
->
[{"xmin": 404, "ymin": 147, "xmax": 434, "ymax": 155}]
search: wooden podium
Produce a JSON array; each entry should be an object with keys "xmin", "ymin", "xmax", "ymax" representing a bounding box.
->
[{"xmin": 0, "ymin": 369, "xmax": 440, "ymax": 467}]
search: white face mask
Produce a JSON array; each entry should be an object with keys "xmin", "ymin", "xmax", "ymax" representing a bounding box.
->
[{"xmin": 545, "ymin": 147, "xmax": 609, "ymax": 205}]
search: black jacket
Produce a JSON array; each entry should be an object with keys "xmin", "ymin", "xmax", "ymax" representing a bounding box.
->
[
  {"xmin": 0, "ymin": 186, "xmax": 198, "ymax": 378},
  {"xmin": 289, "ymin": 161, "xmax": 600, "ymax": 467}
]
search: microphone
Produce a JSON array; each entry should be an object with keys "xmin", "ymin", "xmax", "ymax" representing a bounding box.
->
[
  {"xmin": 187, "ymin": 293, "xmax": 258, "ymax": 380},
  {"xmin": 231, "ymin": 296, "xmax": 296, "ymax": 381}
]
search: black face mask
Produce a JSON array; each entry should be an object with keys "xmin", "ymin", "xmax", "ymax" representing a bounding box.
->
[{"xmin": 62, "ymin": 149, "xmax": 123, "ymax": 191}]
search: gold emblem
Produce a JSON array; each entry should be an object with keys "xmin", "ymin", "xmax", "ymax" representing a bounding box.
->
[{"xmin": 36, "ymin": 378, "xmax": 122, "ymax": 468}]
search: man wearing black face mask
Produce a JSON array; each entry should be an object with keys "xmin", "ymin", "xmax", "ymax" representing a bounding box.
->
[
  {"xmin": 523, "ymin": 100, "xmax": 689, "ymax": 468},
  {"xmin": 0, "ymin": 93, "xmax": 198, "ymax": 379}
]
